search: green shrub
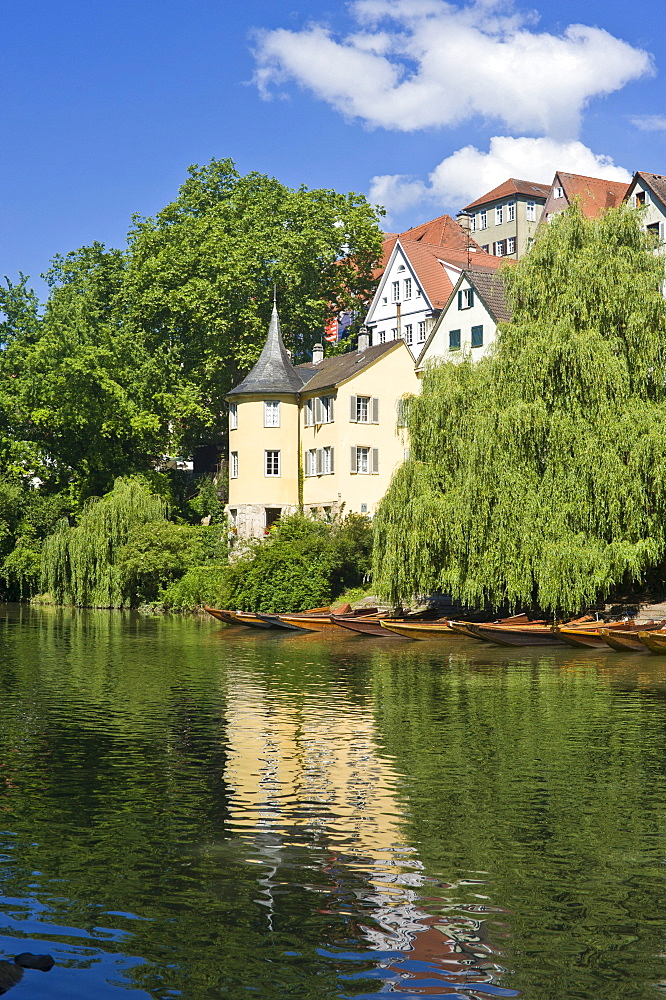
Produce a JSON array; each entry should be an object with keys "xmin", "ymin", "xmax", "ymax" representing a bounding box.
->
[{"xmin": 219, "ymin": 512, "xmax": 372, "ymax": 613}]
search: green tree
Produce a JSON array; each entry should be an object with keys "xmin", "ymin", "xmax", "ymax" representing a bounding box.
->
[
  {"xmin": 373, "ymin": 203, "xmax": 666, "ymax": 613},
  {"xmin": 121, "ymin": 158, "xmax": 384, "ymax": 449}
]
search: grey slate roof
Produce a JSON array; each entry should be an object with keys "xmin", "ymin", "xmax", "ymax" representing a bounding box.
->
[
  {"xmin": 297, "ymin": 341, "xmax": 400, "ymax": 393},
  {"xmin": 227, "ymin": 305, "xmax": 310, "ymax": 396},
  {"xmin": 465, "ymin": 267, "xmax": 511, "ymax": 322}
]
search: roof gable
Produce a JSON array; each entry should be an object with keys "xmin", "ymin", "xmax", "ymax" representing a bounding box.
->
[
  {"xmin": 626, "ymin": 171, "xmax": 666, "ymax": 211},
  {"xmin": 415, "ymin": 267, "xmax": 511, "ymax": 367},
  {"xmin": 399, "ymin": 240, "xmax": 505, "ymax": 311}
]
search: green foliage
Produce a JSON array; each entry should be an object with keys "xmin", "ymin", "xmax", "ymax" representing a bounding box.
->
[
  {"xmin": 41, "ymin": 477, "xmax": 167, "ymax": 607},
  {"xmin": 187, "ymin": 475, "xmax": 224, "ymax": 524},
  {"xmin": 218, "ymin": 512, "xmax": 373, "ymax": 613},
  {"xmin": 374, "ymin": 203, "xmax": 666, "ymax": 613}
]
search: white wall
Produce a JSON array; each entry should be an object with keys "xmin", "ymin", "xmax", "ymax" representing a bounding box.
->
[{"xmin": 417, "ymin": 277, "xmax": 498, "ymax": 369}]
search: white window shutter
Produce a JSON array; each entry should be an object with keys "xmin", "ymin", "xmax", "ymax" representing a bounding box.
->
[
  {"xmin": 316, "ymin": 449, "xmax": 323, "ymax": 475},
  {"xmin": 350, "ymin": 447, "xmax": 357, "ymax": 473},
  {"xmin": 329, "ymin": 447, "xmax": 334, "ymax": 474},
  {"xmin": 371, "ymin": 398, "xmax": 379, "ymax": 424},
  {"xmin": 329, "ymin": 396, "xmax": 335, "ymax": 422},
  {"xmin": 349, "ymin": 395, "xmax": 357, "ymax": 421},
  {"xmin": 305, "ymin": 400, "xmax": 312, "ymax": 426},
  {"xmin": 315, "ymin": 397, "xmax": 323, "ymax": 424},
  {"xmin": 372, "ymin": 448, "xmax": 379, "ymax": 474}
]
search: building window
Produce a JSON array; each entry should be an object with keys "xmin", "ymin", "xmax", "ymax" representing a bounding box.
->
[
  {"xmin": 471, "ymin": 325, "xmax": 483, "ymax": 348},
  {"xmin": 305, "ymin": 449, "xmax": 316, "ymax": 477},
  {"xmin": 526, "ymin": 201, "xmax": 536, "ymax": 222},
  {"xmin": 507, "ymin": 236, "xmax": 516, "ymax": 255},
  {"xmin": 322, "ymin": 446, "xmax": 334, "ymax": 475},
  {"xmin": 309, "ymin": 395, "xmax": 334, "ymax": 425},
  {"xmin": 230, "ymin": 451, "xmax": 238, "ymax": 478},
  {"xmin": 391, "ymin": 280, "xmax": 400, "ymax": 302},
  {"xmin": 404, "ymin": 277, "xmax": 412, "ymax": 299},
  {"xmin": 507, "ymin": 201, "xmax": 515, "ymax": 222},
  {"xmin": 404, "ymin": 324, "xmax": 413, "ymax": 345},
  {"xmin": 494, "ymin": 240, "xmax": 507, "ymax": 257},
  {"xmin": 479, "ymin": 210, "xmax": 487, "ymax": 230},
  {"xmin": 304, "ymin": 399, "xmax": 313, "ymax": 426},
  {"xmin": 458, "ymin": 288, "xmax": 474, "ymax": 309},
  {"xmin": 264, "ymin": 400, "xmax": 280, "ymax": 427},
  {"xmin": 554, "ymin": 185, "xmax": 564, "ymax": 199},
  {"xmin": 495, "ymin": 205, "xmax": 503, "ymax": 225},
  {"xmin": 350, "ymin": 395, "xmax": 378, "ymax": 423},
  {"xmin": 646, "ymin": 222, "xmax": 661, "ymax": 245},
  {"xmin": 379, "ymin": 329, "xmax": 386, "ymax": 343},
  {"xmin": 265, "ymin": 508, "xmax": 281, "ymax": 532},
  {"xmin": 417, "ymin": 321, "xmax": 426, "ymax": 342},
  {"xmin": 636, "ymin": 191, "xmax": 646, "ymax": 207},
  {"xmin": 229, "ymin": 508, "xmax": 237, "ymax": 529},
  {"xmin": 229, "ymin": 403, "xmax": 238, "ymax": 430},
  {"xmin": 481, "ymin": 244, "xmax": 489, "ymax": 253},
  {"xmin": 321, "ymin": 395, "xmax": 334, "ymax": 423},
  {"xmin": 390, "ymin": 327, "xmax": 398, "ymax": 340},
  {"xmin": 469, "ymin": 214, "xmax": 476, "ymax": 232},
  {"xmin": 265, "ymin": 450, "xmax": 280, "ymax": 476},
  {"xmin": 415, "ymin": 287, "xmax": 421, "ymax": 297},
  {"xmin": 351, "ymin": 446, "xmax": 378, "ymax": 474},
  {"xmin": 449, "ymin": 329, "xmax": 461, "ymax": 351}
]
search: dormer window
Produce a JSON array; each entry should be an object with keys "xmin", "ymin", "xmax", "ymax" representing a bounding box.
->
[{"xmin": 554, "ymin": 186, "xmax": 564, "ymax": 199}]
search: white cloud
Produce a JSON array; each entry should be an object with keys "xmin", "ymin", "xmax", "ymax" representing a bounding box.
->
[
  {"xmin": 631, "ymin": 115, "xmax": 666, "ymax": 132},
  {"xmin": 253, "ymin": 0, "xmax": 652, "ymax": 138},
  {"xmin": 369, "ymin": 136, "xmax": 631, "ymax": 221}
]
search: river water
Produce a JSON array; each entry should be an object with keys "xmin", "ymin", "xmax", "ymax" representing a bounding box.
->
[{"xmin": 0, "ymin": 604, "xmax": 663, "ymax": 1000}]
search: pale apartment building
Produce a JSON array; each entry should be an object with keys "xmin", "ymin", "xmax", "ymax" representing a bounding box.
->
[
  {"xmin": 226, "ymin": 306, "xmax": 418, "ymax": 538},
  {"xmin": 462, "ymin": 178, "xmax": 550, "ymax": 258}
]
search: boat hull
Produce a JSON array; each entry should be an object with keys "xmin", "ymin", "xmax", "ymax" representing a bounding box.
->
[
  {"xmin": 379, "ymin": 621, "xmax": 458, "ymax": 639},
  {"xmin": 599, "ymin": 629, "xmax": 648, "ymax": 652},
  {"xmin": 466, "ymin": 624, "xmax": 564, "ymax": 647},
  {"xmin": 636, "ymin": 631, "xmax": 666, "ymax": 654}
]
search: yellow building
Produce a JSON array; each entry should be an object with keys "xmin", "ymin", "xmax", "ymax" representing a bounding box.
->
[{"xmin": 227, "ymin": 306, "xmax": 419, "ymax": 538}]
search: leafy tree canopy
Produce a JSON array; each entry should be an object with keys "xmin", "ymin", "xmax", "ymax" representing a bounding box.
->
[
  {"xmin": 0, "ymin": 160, "xmax": 383, "ymax": 500},
  {"xmin": 373, "ymin": 203, "xmax": 666, "ymax": 614}
]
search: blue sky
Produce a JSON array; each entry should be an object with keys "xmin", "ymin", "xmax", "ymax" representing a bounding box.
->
[{"xmin": 2, "ymin": 0, "xmax": 665, "ymax": 299}]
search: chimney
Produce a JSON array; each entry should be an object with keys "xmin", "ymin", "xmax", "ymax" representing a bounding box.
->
[
  {"xmin": 312, "ymin": 342, "xmax": 324, "ymax": 364},
  {"xmin": 456, "ymin": 211, "xmax": 471, "ymax": 232},
  {"xmin": 357, "ymin": 328, "xmax": 370, "ymax": 352}
]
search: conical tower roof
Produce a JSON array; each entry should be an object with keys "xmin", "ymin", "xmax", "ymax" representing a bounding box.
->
[{"xmin": 228, "ymin": 305, "xmax": 309, "ymax": 396}]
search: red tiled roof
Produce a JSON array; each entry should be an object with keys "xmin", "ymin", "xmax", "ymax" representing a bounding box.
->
[
  {"xmin": 557, "ymin": 172, "xmax": 629, "ymax": 218},
  {"xmin": 398, "ymin": 240, "xmax": 506, "ymax": 310},
  {"xmin": 464, "ymin": 178, "xmax": 550, "ymax": 211},
  {"xmin": 375, "ymin": 214, "xmax": 481, "ymax": 277}
]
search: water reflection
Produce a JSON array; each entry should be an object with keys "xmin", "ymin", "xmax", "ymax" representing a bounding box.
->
[{"xmin": 0, "ymin": 605, "xmax": 662, "ymax": 999}]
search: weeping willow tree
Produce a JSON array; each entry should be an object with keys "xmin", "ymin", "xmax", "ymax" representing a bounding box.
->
[
  {"xmin": 42, "ymin": 477, "xmax": 167, "ymax": 607},
  {"xmin": 374, "ymin": 203, "xmax": 666, "ymax": 613}
]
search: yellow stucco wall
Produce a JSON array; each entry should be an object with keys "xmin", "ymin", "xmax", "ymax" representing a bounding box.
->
[
  {"xmin": 301, "ymin": 341, "xmax": 419, "ymax": 516},
  {"xmin": 228, "ymin": 394, "xmax": 300, "ymax": 509}
]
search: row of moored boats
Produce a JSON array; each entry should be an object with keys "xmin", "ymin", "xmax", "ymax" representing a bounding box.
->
[{"xmin": 204, "ymin": 606, "xmax": 666, "ymax": 653}]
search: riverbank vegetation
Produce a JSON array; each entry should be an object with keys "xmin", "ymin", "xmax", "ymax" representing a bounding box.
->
[
  {"xmin": 0, "ymin": 159, "xmax": 383, "ymax": 606},
  {"xmin": 374, "ymin": 203, "xmax": 666, "ymax": 614}
]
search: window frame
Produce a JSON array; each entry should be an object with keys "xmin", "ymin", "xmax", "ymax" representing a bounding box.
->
[
  {"xmin": 526, "ymin": 201, "xmax": 536, "ymax": 222},
  {"xmin": 495, "ymin": 205, "xmax": 503, "ymax": 226},
  {"xmin": 230, "ymin": 451, "xmax": 238, "ymax": 479},
  {"xmin": 449, "ymin": 329, "xmax": 461, "ymax": 352},
  {"xmin": 507, "ymin": 201, "xmax": 515, "ymax": 222},
  {"xmin": 417, "ymin": 320, "xmax": 426, "ymax": 343},
  {"xmin": 391, "ymin": 280, "xmax": 400, "ymax": 303},
  {"xmin": 265, "ymin": 450, "xmax": 281, "ymax": 477},
  {"xmin": 229, "ymin": 402, "xmax": 238, "ymax": 430},
  {"xmin": 479, "ymin": 210, "xmax": 487, "ymax": 230},
  {"xmin": 263, "ymin": 400, "xmax": 280, "ymax": 428},
  {"xmin": 404, "ymin": 323, "xmax": 413, "ymax": 345},
  {"xmin": 403, "ymin": 277, "xmax": 412, "ymax": 300}
]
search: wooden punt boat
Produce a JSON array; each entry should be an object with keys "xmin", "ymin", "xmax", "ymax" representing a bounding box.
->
[
  {"xmin": 203, "ymin": 606, "xmax": 240, "ymax": 625},
  {"xmin": 467, "ymin": 615, "xmax": 600, "ymax": 647},
  {"xmin": 448, "ymin": 615, "xmax": 548, "ymax": 640},
  {"xmin": 598, "ymin": 623, "xmax": 664, "ymax": 652},
  {"xmin": 635, "ymin": 630, "xmax": 666, "ymax": 654},
  {"xmin": 379, "ymin": 619, "xmax": 457, "ymax": 639},
  {"xmin": 464, "ymin": 623, "xmax": 563, "ymax": 646},
  {"xmin": 275, "ymin": 604, "xmax": 376, "ymax": 632},
  {"xmin": 554, "ymin": 621, "xmax": 635, "ymax": 649}
]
